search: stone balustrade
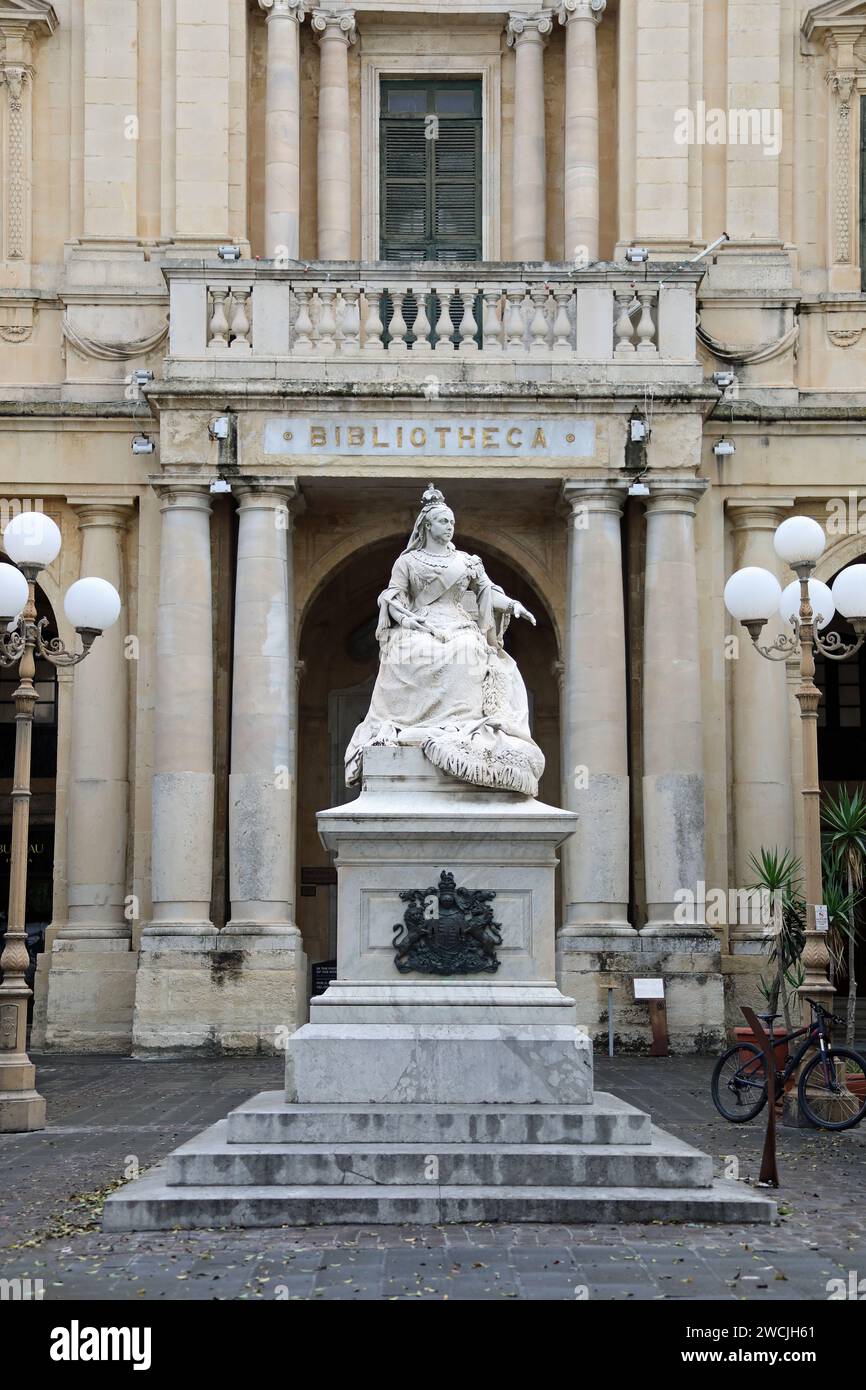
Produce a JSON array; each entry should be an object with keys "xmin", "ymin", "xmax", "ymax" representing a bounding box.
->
[{"xmin": 166, "ymin": 262, "xmax": 703, "ymax": 382}]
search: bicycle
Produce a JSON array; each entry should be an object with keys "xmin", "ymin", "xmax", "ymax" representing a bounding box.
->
[{"xmin": 711, "ymin": 998, "xmax": 866, "ymax": 1131}]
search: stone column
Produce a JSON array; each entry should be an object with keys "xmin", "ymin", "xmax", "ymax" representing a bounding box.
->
[
  {"xmin": 44, "ymin": 503, "xmax": 137, "ymax": 1052},
  {"xmin": 559, "ymin": 481, "xmax": 631, "ymax": 934},
  {"xmin": 259, "ymin": 0, "xmax": 305, "ymax": 260},
  {"xmin": 62, "ymin": 505, "xmax": 131, "ymax": 939},
  {"xmin": 506, "ymin": 11, "xmax": 552, "ymax": 260},
  {"xmin": 312, "ymin": 8, "xmax": 356, "ymax": 261},
  {"xmin": 641, "ymin": 483, "xmax": 708, "ymax": 934},
  {"xmin": 148, "ymin": 486, "xmax": 216, "ymax": 935},
  {"xmin": 227, "ymin": 484, "xmax": 299, "ymax": 932},
  {"xmin": 558, "ymin": 0, "xmax": 606, "ymax": 264},
  {"xmin": 727, "ymin": 502, "xmax": 795, "ymax": 888}
]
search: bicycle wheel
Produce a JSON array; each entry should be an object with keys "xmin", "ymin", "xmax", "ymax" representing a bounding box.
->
[
  {"xmin": 711, "ymin": 1042, "xmax": 768, "ymax": 1122},
  {"xmin": 798, "ymin": 1046, "xmax": 866, "ymax": 1131}
]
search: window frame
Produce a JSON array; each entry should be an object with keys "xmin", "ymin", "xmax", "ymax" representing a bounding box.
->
[{"xmin": 360, "ymin": 47, "xmax": 501, "ymax": 261}]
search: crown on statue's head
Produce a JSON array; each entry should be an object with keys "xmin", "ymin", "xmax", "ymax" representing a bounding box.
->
[{"xmin": 421, "ymin": 482, "xmax": 447, "ymax": 511}]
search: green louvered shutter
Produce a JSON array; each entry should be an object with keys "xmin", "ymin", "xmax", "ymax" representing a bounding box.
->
[{"xmin": 380, "ymin": 80, "xmax": 482, "ymax": 262}]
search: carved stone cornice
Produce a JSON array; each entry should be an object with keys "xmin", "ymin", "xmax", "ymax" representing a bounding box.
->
[
  {"xmin": 311, "ymin": 8, "xmax": 357, "ymax": 42},
  {"xmin": 557, "ymin": 0, "xmax": 606, "ymax": 26},
  {"xmin": 0, "ymin": 0, "xmax": 58, "ymax": 43},
  {"xmin": 506, "ymin": 11, "xmax": 554, "ymax": 45},
  {"xmin": 803, "ymin": 1, "xmax": 866, "ymax": 54}
]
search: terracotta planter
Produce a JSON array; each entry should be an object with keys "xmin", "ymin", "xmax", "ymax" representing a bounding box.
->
[
  {"xmin": 844, "ymin": 1073, "xmax": 866, "ymax": 1100},
  {"xmin": 733, "ymin": 1025, "xmax": 789, "ymax": 1070}
]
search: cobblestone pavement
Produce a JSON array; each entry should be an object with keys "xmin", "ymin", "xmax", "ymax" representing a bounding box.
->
[{"xmin": 0, "ymin": 1054, "xmax": 864, "ymax": 1301}]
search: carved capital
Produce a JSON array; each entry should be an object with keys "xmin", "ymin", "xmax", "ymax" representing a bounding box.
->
[
  {"xmin": 506, "ymin": 11, "xmax": 554, "ymax": 45},
  {"xmin": 258, "ymin": 0, "xmax": 307, "ymax": 22},
  {"xmin": 557, "ymin": 0, "xmax": 606, "ymax": 25},
  {"xmin": 827, "ymin": 67, "xmax": 856, "ymax": 108},
  {"xmin": 0, "ymin": 62, "xmax": 31, "ymax": 102},
  {"xmin": 311, "ymin": 7, "xmax": 356, "ymax": 41}
]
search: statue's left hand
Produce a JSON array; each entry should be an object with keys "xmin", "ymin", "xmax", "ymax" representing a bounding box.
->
[{"xmin": 511, "ymin": 602, "xmax": 537, "ymax": 627}]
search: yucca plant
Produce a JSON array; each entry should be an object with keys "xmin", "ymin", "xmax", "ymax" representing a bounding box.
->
[
  {"xmin": 820, "ymin": 855, "xmax": 861, "ymax": 991},
  {"xmin": 822, "ymin": 786, "xmax": 866, "ymax": 1047},
  {"xmin": 747, "ymin": 848, "xmax": 806, "ymax": 1033}
]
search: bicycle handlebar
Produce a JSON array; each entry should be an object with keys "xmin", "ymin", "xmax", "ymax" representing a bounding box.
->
[{"xmin": 804, "ymin": 997, "xmax": 846, "ymax": 1026}]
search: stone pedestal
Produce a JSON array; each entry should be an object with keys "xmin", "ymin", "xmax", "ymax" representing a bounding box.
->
[
  {"xmin": 287, "ymin": 746, "xmax": 590, "ymax": 1103},
  {"xmin": 105, "ymin": 748, "xmax": 774, "ymax": 1229}
]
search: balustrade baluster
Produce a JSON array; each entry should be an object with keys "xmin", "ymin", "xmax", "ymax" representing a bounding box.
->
[
  {"xmin": 614, "ymin": 291, "xmax": 637, "ymax": 355},
  {"xmin": 317, "ymin": 287, "xmax": 337, "ymax": 353},
  {"xmin": 482, "ymin": 290, "xmax": 504, "ymax": 353},
  {"xmin": 339, "ymin": 287, "xmax": 361, "ymax": 354},
  {"xmin": 292, "ymin": 287, "xmax": 314, "ymax": 353},
  {"xmin": 636, "ymin": 288, "xmax": 658, "ymax": 355},
  {"xmin": 552, "ymin": 288, "xmax": 573, "ymax": 351},
  {"xmin": 434, "ymin": 290, "xmax": 455, "ymax": 352},
  {"xmin": 228, "ymin": 287, "xmax": 251, "ymax": 351},
  {"xmin": 458, "ymin": 290, "xmax": 479, "ymax": 352},
  {"xmin": 208, "ymin": 287, "xmax": 230, "ymax": 349},
  {"xmin": 412, "ymin": 290, "xmax": 433, "ymax": 352},
  {"xmin": 529, "ymin": 286, "xmax": 551, "ymax": 353},
  {"xmin": 389, "ymin": 291, "xmax": 409, "ymax": 352},
  {"xmin": 505, "ymin": 289, "xmax": 528, "ymax": 353},
  {"xmin": 362, "ymin": 288, "xmax": 384, "ymax": 351}
]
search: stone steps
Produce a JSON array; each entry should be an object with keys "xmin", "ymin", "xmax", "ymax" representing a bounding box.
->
[
  {"xmin": 226, "ymin": 1090, "xmax": 653, "ymax": 1147},
  {"xmin": 165, "ymin": 1119, "xmax": 713, "ymax": 1189},
  {"xmin": 103, "ymin": 1170, "xmax": 776, "ymax": 1231},
  {"xmin": 101, "ymin": 1088, "xmax": 777, "ymax": 1230}
]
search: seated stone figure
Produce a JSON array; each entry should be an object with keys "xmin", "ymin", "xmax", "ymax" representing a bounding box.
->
[{"xmin": 345, "ymin": 483, "xmax": 544, "ymax": 796}]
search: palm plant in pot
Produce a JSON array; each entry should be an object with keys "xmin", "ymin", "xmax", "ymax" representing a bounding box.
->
[
  {"xmin": 746, "ymin": 848, "xmax": 805, "ymax": 1040},
  {"xmin": 821, "ymin": 786, "xmax": 866, "ymax": 1049}
]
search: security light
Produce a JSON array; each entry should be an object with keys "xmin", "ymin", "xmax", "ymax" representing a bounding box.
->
[
  {"xmin": 209, "ymin": 479, "xmax": 232, "ymax": 494},
  {"xmin": 713, "ymin": 438, "xmax": 736, "ymax": 458},
  {"xmin": 132, "ymin": 434, "xmax": 156, "ymax": 454},
  {"xmin": 630, "ymin": 417, "xmax": 650, "ymax": 444},
  {"xmin": 132, "ymin": 369, "xmax": 154, "ymax": 386},
  {"xmin": 713, "ymin": 371, "xmax": 736, "ymax": 390},
  {"xmin": 217, "ymin": 245, "xmax": 242, "ymax": 261},
  {"xmin": 625, "ymin": 246, "xmax": 649, "ymax": 264},
  {"xmin": 209, "ymin": 416, "xmax": 231, "ymax": 441}
]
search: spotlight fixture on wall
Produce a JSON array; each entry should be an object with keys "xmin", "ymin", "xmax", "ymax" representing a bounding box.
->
[
  {"xmin": 209, "ymin": 416, "xmax": 231, "ymax": 442},
  {"xmin": 712, "ymin": 370, "xmax": 736, "ymax": 391},
  {"xmin": 628, "ymin": 479, "xmax": 650, "ymax": 497},
  {"xmin": 713, "ymin": 437, "xmax": 736, "ymax": 458},
  {"xmin": 131, "ymin": 433, "xmax": 155, "ymax": 455},
  {"xmin": 625, "ymin": 246, "xmax": 650, "ymax": 264},
  {"xmin": 630, "ymin": 416, "xmax": 650, "ymax": 444},
  {"xmin": 132, "ymin": 369, "xmax": 154, "ymax": 386},
  {"xmin": 209, "ymin": 479, "xmax": 232, "ymax": 494},
  {"xmin": 690, "ymin": 232, "xmax": 730, "ymax": 264},
  {"xmin": 217, "ymin": 245, "xmax": 242, "ymax": 261}
]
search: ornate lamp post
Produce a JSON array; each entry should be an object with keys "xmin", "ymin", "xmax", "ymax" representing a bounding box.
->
[
  {"xmin": 724, "ymin": 515, "xmax": 866, "ymax": 1124},
  {"xmin": 0, "ymin": 512, "xmax": 120, "ymax": 1133}
]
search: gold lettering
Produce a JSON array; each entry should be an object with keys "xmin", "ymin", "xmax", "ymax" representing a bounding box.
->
[
  {"xmin": 410, "ymin": 427, "xmax": 427, "ymax": 448},
  {"xmin": 335, "ymin": 425, "xmax": 341, "ymax": 446},
  {"xmin": 532, "ymin": 428, "xmax": 548, "ymax": 450},
  {"xmin": 506, "ymin": 427, "xmax": 523, "ymax": 448},
  {"xmin": 347, "ymin": 426, "xmax": 364, "ymax": 447},
  {"xmin": 434, "ymin": 427, "xmax": 450, "ymax": 448},
  {"xmin": 310, "ymin": 425, "xmax": 327, "ymax": 448},
  {"xmin": 396, "ymin": 426, "xmax": 403, "ymax": 447},
  {"xmin": 482, "ymin": 427, "xmax": 499, "ymax": 450},
  {"xmin": 458, "ymin": 428, "xmax": 476, "ymax": 449},
  {"xmin": 372, "ymin": 426, "xmax": 388, "ymax": 448}
]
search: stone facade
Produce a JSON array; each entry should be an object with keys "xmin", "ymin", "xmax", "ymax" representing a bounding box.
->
[{"xmin": 2, "ymin": 0, "xmax": 866, "ymax": 1056}]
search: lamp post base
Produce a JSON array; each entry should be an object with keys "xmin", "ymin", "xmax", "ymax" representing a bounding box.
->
[{"xmin": 0, "ymin": 1079, "xmax": 46, "ymax": 1133}]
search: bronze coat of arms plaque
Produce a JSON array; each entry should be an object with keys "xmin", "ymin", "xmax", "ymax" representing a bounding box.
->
[{"xmin": 392, "ymin": 870, "xmax": 502, "ymax": 976}]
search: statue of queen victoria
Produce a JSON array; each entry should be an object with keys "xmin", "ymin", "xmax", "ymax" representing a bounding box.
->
[{"xmin": 345, "ymin": 484, "xmax": 545, "ymax": 797}]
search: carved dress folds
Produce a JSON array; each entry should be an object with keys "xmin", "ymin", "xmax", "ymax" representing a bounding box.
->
[{"xmin": 345, "ymin": 547, "xmax": 545, "ymax": 797}]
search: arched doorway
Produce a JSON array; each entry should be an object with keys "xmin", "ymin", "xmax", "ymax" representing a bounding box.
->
[
  {"xmin": 0, "ymin": 574, "xmax": 59, "ymax": 996},
  {"xmin": 815, "ymin": 556, "xmax": 866, "ymax": 1032},
  {"xmin": 296, "ymin": 535, "xmax": 560, "ymax": 991}
]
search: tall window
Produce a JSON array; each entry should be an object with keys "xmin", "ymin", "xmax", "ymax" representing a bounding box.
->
[{"xmin": 379, "ymin": 79, "xmax": 483, "ymax": 261}]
